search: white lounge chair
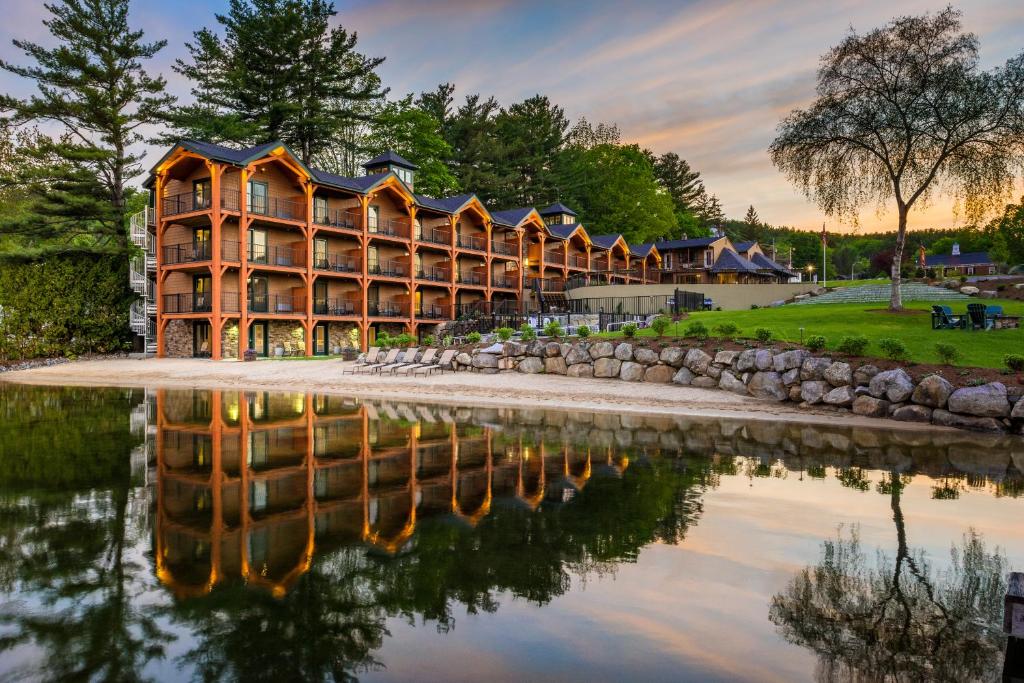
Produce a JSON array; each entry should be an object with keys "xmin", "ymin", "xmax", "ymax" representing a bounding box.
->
[
  {"xmin": 377, "ymin": 347, "xmax": 420, "ymax": 374},
  {"xmin": 355, "ymin": 348, "xmax": 399, "ymax": 374},
  {"xmin": 342, "ymin": 346, "xmax": 381, "ymax": 374},
  {"xmin": 410, "ymin": 349, "xmax": 457, "ymax": 376},
  {"xmin": 394, "ymin": 348, "xmax": 438, "ymax": 375}
]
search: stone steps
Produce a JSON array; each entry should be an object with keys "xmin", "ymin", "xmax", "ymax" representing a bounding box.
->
[{"xmin": 795, "ymin": 283, "xmax": 968, "ymax": 305}]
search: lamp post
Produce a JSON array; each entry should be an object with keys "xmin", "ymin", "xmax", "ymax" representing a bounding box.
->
[{"xmin": 806, "ymin": 264, "xmax": 815, "ymax": 283}]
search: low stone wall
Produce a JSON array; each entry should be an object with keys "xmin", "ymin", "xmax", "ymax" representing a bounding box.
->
[{"xmin": 452, "ymin": 340, "xmax": 1024, "ymax": 435}]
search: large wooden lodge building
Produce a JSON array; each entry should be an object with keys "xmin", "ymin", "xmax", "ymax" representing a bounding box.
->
[{"xmin": 145, "ymin": 140, "xmax": 792, "ymax": 359}]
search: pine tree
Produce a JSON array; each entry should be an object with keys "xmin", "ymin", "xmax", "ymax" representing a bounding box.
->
[
  {"xmin": 416, "ymin": 82, "xmax": 455, "ymax": 142},
  {"xmin": 744, "ymin": 205, "xmax": 760, "ymax": 228},
  {"xmin": 652, "ymin": 152, "xmax": 704, "ymax": 215},
  {"xmin": 0, "ymin": 0, "xmax": 173, "ymax": 257},
  {"xmin": 447, "ymin": 93, "xmax": 501, "ymax": 203},
  {"xmin": 169, "ymin": 0, "xmax": 387, "ymax": 166},
  {"xmin": 493, "ymin": 95, "xmax": 568, "ymax": 207}
]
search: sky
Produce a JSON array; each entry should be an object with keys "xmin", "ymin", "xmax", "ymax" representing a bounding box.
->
[{"xmin": 1, "ymin": 0, "xmax": 1022, "ymax": 234}]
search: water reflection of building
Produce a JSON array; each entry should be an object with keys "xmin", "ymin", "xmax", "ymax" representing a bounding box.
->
[{"xmin": 153, "ymin": 390, "xmax": 629, "ymax": 598}]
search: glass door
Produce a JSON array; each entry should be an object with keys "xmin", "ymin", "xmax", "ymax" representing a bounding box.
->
[
  {"xmin": 193, "ymin": 275, "xmax": 212, "ymax": 312},
  {"xmin": 248, "ymin": 229, "xmax": 267, "ymax": 264},
  {"xmin": 247, "ymin": 179, "xmax": 268, "ymax": 215},
  {"xmin": 313, "ymin": 279, "xmax": 327, "ymax": 314},
  {"xmin": 192, "ymin": 179, "xmax": 211, "ymax": 211},
  {"xmin": 248, "ymin": 275, "xmax": 268, "ymax": 313},
  {"xmin": 193, "ymin": 227, "xmax": 211, "ymax": 261},
  {"xmin": 314, "ymin": 238, "xmax": 328, "ymax": 270},
  {"xmin": 249, "ymin": 322, "xmax": 268, "ymax": 356},
  {"xmin": 193, "ymin": 321, "xmax": 212, "ymax": 357},
  {"xmin": 313, "ymin": 323, "xmax": 328, "ymax": 356}
]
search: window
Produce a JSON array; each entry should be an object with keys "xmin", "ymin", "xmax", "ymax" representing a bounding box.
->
[
  {"xmin": 313, "ymin": 196, "xmax": 328, "ymax": 224},
  {"xmin": 395, "ymin": 167, "xmax": 413, "ymax": 187},
  {"xmin": 704, "ymin": 249, "xmax": 713, "ymax": 267},
  {"xmin": 314, "ymin": 238, "xmax": 328, "ymax": 269},
  {"xmin": 248, "ymin": 229, "xmax": 267, "ymax": 264},
  {"xmin": 247, "ymin": 179, "xmax": 268, "ymax": 214},
  {"xmin": 413, "ymin": 218, "xmax": 422, "ymax": 240},
  {"xmin": 664, "ymin": 253, "xmax": 674, "ymax": 269},
  {"xmin": 192, "ymin": 179, "xmax": 211, "ymax": 211},
  {"xmin": 368, "ymin": 205, "xmax": 380, "ymax": 230}
]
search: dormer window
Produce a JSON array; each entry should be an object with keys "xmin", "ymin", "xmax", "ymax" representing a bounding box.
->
[{"xmin": 395, "ymin": 166, "xmax": 414, "ymax": 188}]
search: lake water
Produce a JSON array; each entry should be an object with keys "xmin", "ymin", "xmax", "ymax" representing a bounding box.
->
[{"xmin": 0, "ymin": 383, "xmax": 1021, "ymax": 682}]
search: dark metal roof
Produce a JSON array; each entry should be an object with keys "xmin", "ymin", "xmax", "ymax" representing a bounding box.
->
[
  {"xmin": 546, "ymin": 223, "xmax": 582, "ymax": 240},
  {"xmin": 363, "ymin": 150, "xmax": 418, "ymax": 170},
  {"xmin": 750, "ymin": 252, "xmax": 795, "ymax": 276},
  {"xmin": 590, "ymin": 234, "xmax": 623, "ymax": 250},
  {"xmin": 538, "ymin": 202, "xmax": 577, "ymax": 217},
  {"xmin": 146, "ymin": 139, "xmax": 310, "ymax": 188},
  {"xmin": 925, "ymin": 252, "xmax": 993, "ymax": 267},
  {"xmin": 490, "ymin": 207, "xmax": 534, "ymax": 227},
  {"xmin": 631, "ymin": 243, "xmax": 656, "ymax": 257},
  {"xmin": 711, "ymin": 248, "xmax": 762, "ymax": 274},
  {"xmin": 655, "ymin": 236, "xmax": 722, "ymax": 250},
  {"xmin": 413, "ymin": 193, "xmax": 480, "ymax": 215},
  {"xmin": 733, "ymin": 241, "xmax": 757, "ymax": 253},
  {"xmin": 312, "ymin": 168, "xmax": 388, "ymax": 193}
]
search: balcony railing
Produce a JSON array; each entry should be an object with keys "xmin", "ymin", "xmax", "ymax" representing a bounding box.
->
[
  {"xmin": 368, "ymin": 215, "xmax": 410, "ymax": 239},
  {"xmin": 568, "ymin": 254, "xmax": 588, "ymax": 269},
  {"xmin": 160, "ymin": 189, "xmax": 241, "ymax": 217},
  {"xmin": 249, "ymin": 194, "xmax": 305, "ymax": 222},
  {"xmin": 368, "ymin": 301, "xmax": 408, "ymax": 318},
  {"xmin": 162, "ymin": 292, "xmax": 239, "ymax": 314},
  {"xmin": 313, "ymin": 252, "xmax": 359, "ymax": 273},
  {"xmin": 313, "ymin": 298, "xmax": 357, "ymax": 316},
  {"xmin": 248, "ymin": 244, "xmax": 305, "ymax": 268},
  {"xmin": 416, "ymin": 265, "xmax": 450, "ymax": 283},
  {"xmin": 418, "ymin": 226, "xmax": 451, "ymax": 246},
  {"xmin": 455, "ymin": 299, "xmax": 525, "ymax": 319},
  {"xmin": 491, "ymin": 274, "xmax": 517, "ymax": 289},
  {"xmin": 457, "ymin": 233, "xmax": 487, "ymax": 251},
  {"xmin": 162, "ymin": 240, "xmax": 242, "ymax": 264},
  {"xmin": 544, "ymin": 249, "xmax": 565, "ymax": 265},
  {"xmin": 457, "ymin": 271, "xmax": 484, "ymax": 286},
  {"xmin": 491, "ymin": 240, "xmax": 516, "ymax": 256},
  {"xmin": 248, "ymin": 294, "xmax": 302, "ymax": 314},
  {"xmin": 313, "ymin": 206, "xmax": 361, "ymax": 231},
  {"xmin": 416, "ymin": 304, "xmax": 448, "ymax": 320},
  {"xmin": 368, "ymin": 258, "xmax": 408, "ymax": 278},
  {"xmin": 525, "ymin": 275, "xmax": 564, "ymax": 292}
]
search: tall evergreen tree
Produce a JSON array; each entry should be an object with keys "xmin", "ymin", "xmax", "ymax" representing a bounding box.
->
[
  {"xmin": 169, "ymin": 0, "xmax": 387, "ymax": 166},
  {"xmin": 447, "ymin": 93, "xmax": 502, "ymax": 203},
  {"xmin": 0, "ymin": 0, "xmax": 172, "ymax": 258},
  {"xmin": 652, "ymin": 152, "xmax": 703, "ymax": 215},
  {"xmin": 744, "ymin": 205, "xmax": 760, "ymax": 228},
  {"xmin": 416, "ymin": 82, "xmax": 455, "ymax": 141},
  {"xmin": 493, "ymin": 95, "xmax": 568, "ymax": 207}
]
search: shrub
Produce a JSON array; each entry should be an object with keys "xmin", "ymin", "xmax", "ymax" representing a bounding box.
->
[
  {"xmin": 805, "ymin": 335, "xmax": 827, "ymax": 352},
  {"xmin": 836, "ymin": 334, "xmax": 869, "ymax": 356},
  {"xmin": 495, "ymin": 327, "xmax": 514, "ymax": 342},
  {"xmin": 393, "ymin": 333, "xmax": 415, "ymax": 348},
  {"xmin": 576, "ymin": 325, "xmax": 591, "ymax": 338},
  {"xmin": 1005, "ymin": 353, "xmax": 1024, "ymax": 372},
  {"xmin": 685, "ymin": 321, "xmax": 709, "ymax": 341},
  {"xmin": 422, "ymin": 334, "xmax": 436, "ymax": 347},
  {"xmin": 376, "ymin": 331, "xmax": 393, "ymax": 349},
  {"xmin": 621, "ymin": 322, "xmax": 638, "ymax": 338},
  {"xmin": 543, "ymin": 319, "xmax": 564, "ymax": 338},
  {"xmin": 750, "ymin": 304, "xmax": 760, "ymax": 310},
  {"xmin": 519, "ymin": 323, "xmax": 537, "ymax": 341},
  {"xmin": 934, "ymin": 342, "xmax": 961, "ymax": 365},
  {"xmin": 650, "ymin": 315, "xmax": 671, "ymax": 337},
  {"xmin": 466, "ymin": 331, "xmax": 482, "ymax": 344},
  {"xmin": 442, "ymin": 335, "xmax": 453, "ymax": 347},
  {"xmin": 713, "ymin": 322, "xmax": 740, "ymax": 338},
  {"xmin": 754, "ymin": 327, "xmax": 773, "ymax": 343},
  {"xmin": 878, "ymin": 337, "xmax": 909, "ymax": 361}
]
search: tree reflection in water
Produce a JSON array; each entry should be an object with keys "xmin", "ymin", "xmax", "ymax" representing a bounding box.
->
[{"xmin": 770, "ymin": 471, "xmax": 1009, "ymax": 682}]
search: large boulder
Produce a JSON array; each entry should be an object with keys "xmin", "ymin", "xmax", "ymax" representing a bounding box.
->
[
  {"xmin": 911, "ymin": 374, "xmax": 954, "ymax": 408},
  {"xmin": 567, "ymin": 363, "xmax": 593, "ymax": 378},
  {"xmin": 719, "ymin": 372, "xmax": 749, "ymax": 395},
  {"xmin": 633, "ymin": 348, "xmax": 659, "ymax": 365},
  {"xmin": 692, "ymin": 376, "xmax": 718, "ymax": 389},
  {"xmin": 852, "ymin": 395, "xmax": 890, "ymax": 417},
  {"xmin": 824, "ymin": 362, "xmax": 853, "ymax": 387},
  {"xmin": 705, "ymin": 365, "xmax": 723, "ymax": 380},
  {"xmin": 684, "ymin": 348, "xmax": 713, "ymax": 374},
  {"xmin": 503, "ymin": 341, "xmax": 526, "ymax": 356},
  {"xmin": 869, "ymin": 369, "xmax": 914, "ymax": 403},
  {"xmin": 455, "ymin": 352, "xmax": 473, "ymax": 366},
  {"xmin": 892, "ymin": 405, "xmax": 932, "ymax": 423},
  {"xmin": 822, "ymin": 385, "xmax": 857, "ymax": 407},
  {"xmin": 564, "ymin": 344, "xmax": 591, "ymax": 366},
  {"xmin": 754, "ymin": 349, "xmax": 775, "ymax": 371},
  {"xmin": 589, "ymin": 341, "xmax": 615, "ymax": 359},
  {"xmin": 1012, "ymin": 399, "xmax": 1024, "ymax": 419},
  {"xmin": 527, "ymin": 340, "xmax": 547, "ymax": 357},
  {"xmin": 774, "ymin": 349, "xmax": 809, "ymax": 372},
  {"xmin": 544, "ymin": 342, "xmax": 562, "ymax": 357},
  {"xmin": 660, "ymin": 347, "xmax": 686, "ymax": 367},
  {"xmin": 800, "ymin": 380, "xmax": 830, "ymax": 404},
  {"xmin": 472, "ymin": 353, "xmax": 499, "ymax": 369},
  {"xmin": 614, "ymin": 343, "xmax": 633, "ymax": 361},
  {"xmin": 714, "ymin": 350, "xmax": 738, "ymax": 366},
  {"xmin": 947, "ymin": 382, "xmax": 1010, "ymax": 417},
  {"xmin": 620, "ymin": 361, "xmax": 645, "ymax": 382},
  {"xmin": 644, "ymin": 365, "xmax": 675, "ymax": 383},
  {"xmin": 932, "ymin": 409, "xmax": 1005, "ymax": 432},
  {"xmin": 544, "ymin": 356, "xmax": 568, "ymax": 375},
  {"xmin": 735, "ymin": 349, "xmax": 758, "ymax": 372},
  {"xmin": 594, "ymin": 357, "xmax": 622, "ymax": 378},
  {"xmin": 748, "ymin": 371, "xmax": 787, "ymax": 401},
  {"xmin": 781, "ymin": 368, "xmax": 801, "ymax": 386},
  {"xmin": 959, "ymin": 285, "xmax": 979, "ymax": 295},
  {"xmin": 672, "ymin": 367, "xmax": 695, "ymax": 385},
  {"xmin": 516, "ymin": 357, "xmax": 544, "ymax": 374},
  {"xmin": 853, "ymin": 364, "xmax": 880, "ymax": 386},
  {"xmin": 800, "ymin": 357, "xmax": 832, "ymax": 381}
]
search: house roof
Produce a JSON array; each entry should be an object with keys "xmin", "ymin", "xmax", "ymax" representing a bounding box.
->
[
  {"xmin": 146, "ymin": 139, "xmax": 312, "ymax": 187},
  {"xmin": 312, "ymin": 168, "xmax": 389, "ymax": 193},
  {"xmin": 925, "ymin": 252, "xmax": 993, "ymax": 267},
  {"xmin": 711, "ymin": 248, "xmax": 762, "ymax": 274},
  {"xmin": 539, "ymin": 202, "xmax": 577, "ymax": 217},
  {"xmin": 414, "ymin": 193, "xmax": 481, "ymax": 215},
  {"xmin": 750, "ymin": 252, "xmax": 795, "ymax": 276},
  {"xmin": 590, "ymin": 233, "xmax": 624, "ymax": 251},
  {"xmin": 733, "ymin": 241, "xmax": 756, "ymax": 253},
  {"xmin": 546, "ymin": 222, "xmax": 583, "ymax": 240},
  {"xmin": 490, "ymin": 207, "xmax": 535, "ymax": 227},
  {"xmin": 631, "ymin": 243, "xmax": 657, "ymax": 258},
  {"xmin": 655, "ymin": 236, "xmax": 723, "ymax": 250},
  {"xmin": 363, "ymin": 150, "xmax": 418, "ymax": 170}
]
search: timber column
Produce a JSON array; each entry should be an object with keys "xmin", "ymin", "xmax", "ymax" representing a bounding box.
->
[
  {"xmin": 303, "ymin": 182, "xmax": 315, "ymax": 356},
  {"xmin": 154, "ymin": 173, "xmax": 166, "ymax": 357},
  {"xmin": 238, "ymin": 168, "xmax": 250, "ymax": 359},
  {"xmin": 208, "ymin": 161, "xmax": 223, "ymax": 360}
]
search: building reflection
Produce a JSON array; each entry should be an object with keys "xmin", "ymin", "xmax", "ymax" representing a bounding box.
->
[{"xmin": 154, "ymin": 389, "xmax": 629, "ymax": 598}]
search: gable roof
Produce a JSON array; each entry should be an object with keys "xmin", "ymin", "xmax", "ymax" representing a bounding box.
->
[
  {"xmin": 711, "ymin": 248, "xmax": 762, "ymax": 274},
  {"xmin": 147, "ymin": 139, "xmax": 315, "ymax": 188},
  {"xmin": 491, "ymin": 207, "xmax": 532, "ymax": 227},
  {"xmin": 733, "ymin": 241, "xmax": 756, "ymax": 253},
  {"xmin": 590, "ymin": 233, "xmax": 625, "ymax": 251},
  {"xmin": 631, "ymin": 243, "xmax": 657, "ymax": 258},
  {"xmin": 363, "ymin": 150, "xmax": 418, "ymax": 170},
  {"xmin": 312, "ymin": 168, "xmax": 389, "ymax": 193},
  {"xmin": 655, "ymin": 236, "xmax": 723, "ymax": 250},
  {"xmin": 925, "ymin": 251, "xmax": 993, "ymax": 267},
  {"xmin": 539, "ymin": 202, "xmax": 577, "ymax": 217},
  {"xmin": 546, "ymin": 222, "xmax": 583, "ymax": 240},
  {"xmin": 750, "ymin": 252, "xmax": 795, "ymax": 276}
]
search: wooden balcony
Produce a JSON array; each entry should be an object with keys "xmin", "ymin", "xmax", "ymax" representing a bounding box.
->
[{"xmin": 313, "ymin": 207, "xmax": 362, "ymax": 234}]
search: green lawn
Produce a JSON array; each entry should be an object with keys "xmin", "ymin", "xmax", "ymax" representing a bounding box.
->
[
  {"xmin": 823, "ymin": 278, "xmax": 890, "ymax": 288},
  {"xmin": 599, "ymin": 299, "xmax": 1024, "ymax": 369}
]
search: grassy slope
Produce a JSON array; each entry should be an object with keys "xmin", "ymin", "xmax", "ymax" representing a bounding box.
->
[
  {"xmin": 822, "ymin": 278, "xmax": 891, "ymax": 288},
  {"xmin": 599, "ymin": 299, "xmax": 1024, "ymax": 369}
]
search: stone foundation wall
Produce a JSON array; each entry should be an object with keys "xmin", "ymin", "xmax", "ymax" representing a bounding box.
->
[
  {"xmin": 222, "ymin": 322, "xmax": 240, "ymax": 359},
  {"xmin": 328, "ymin": 324, "xmax": 360, "ymax": 353},
  {"xmin": 268, "ymin": 321, "xmax": 305, "ymax": 355},
  {"xmin": 452, "ymin": 340, "xmax": 1024, "ymax": 436},
  {"xmin": 165, "ymin": 320, "xmax": 192, "ymax": 358}
]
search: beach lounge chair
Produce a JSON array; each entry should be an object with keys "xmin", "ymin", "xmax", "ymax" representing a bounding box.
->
[
  {"xmin": 394, "ymin": 348, "xmax": 438, "ymax": 375},
  {"xmin": 931, "ymin": 305, "xmax": 964, "ymax": 330},
  {"xmin": 410, "ymin": 349, "xmax": 456, "ymax": 376},
  {"xmin": 375, "ymin": 347, "xmax": 420, "ymax": 374},
  {"xmin": 966, "ymin": 303, "xmax": 993, "ymax": 331},
  {"xmin": 355, "ymin": 348, "xmax": 400, "ymax": 374},
  {"xmin": 341, "ymin": 347, "xmax": 380, "ymax": 374}
]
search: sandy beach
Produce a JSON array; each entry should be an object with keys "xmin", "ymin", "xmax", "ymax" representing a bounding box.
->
[{"xmin": 1, "ymin": 356, "xmax": 967, "ymax": 434}]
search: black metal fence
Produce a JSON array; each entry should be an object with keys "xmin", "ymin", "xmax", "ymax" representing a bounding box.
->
[{"xmin": 565, "ymin": 289, "xmax": 703, "ymax": 316}]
